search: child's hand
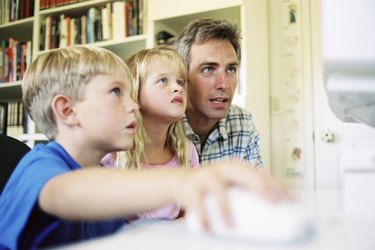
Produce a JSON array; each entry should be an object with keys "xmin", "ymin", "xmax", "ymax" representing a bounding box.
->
[{"xmin": 174, "ymin": 159, "xmax": 289, "ymax": 230}]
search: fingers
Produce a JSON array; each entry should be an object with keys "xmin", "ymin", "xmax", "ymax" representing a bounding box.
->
[
  {"xmin": 213, "ymin": 160, "xmax": 290, "ymax": 202},
  {"xmin": 190, "ymin": 184, "xmax": 208, "ymax": 230},
  {"xmin": 178, "ymin": 168, "xmax": 232, "ymax": 230},
  {"xmin": 204, "ymin": 169, "xmax": 232, "ymax": 228},
  {"xmin": 178, "ymin": 160, "xmax": 289, "ymax": 231}
]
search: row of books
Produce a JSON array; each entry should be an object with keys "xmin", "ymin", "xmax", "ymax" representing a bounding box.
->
[
  {"xmin": 40, "ymin": 0, "xmax": 143, "ymax": 50},
  {"xmin": 0, "ymin": 38, "xmax": 32, "ymax": 83},
  {"xmin": 0, "ymin": 0, "xmax": 35, "ymax": 25},
  {"xmin": 40, "ymin": 0, "xmax": 84, "ymax": 10},
  {"xmin": 3, "ymin": 101, "xmax": 28, "ymax": 139}
]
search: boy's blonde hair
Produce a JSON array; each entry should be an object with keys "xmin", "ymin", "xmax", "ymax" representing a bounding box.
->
[
  {"xmin": 22, "ymin": 46, "xmax": 131, "ymax": 139},
  {"xmin": 118, "ymin": 46, "xmax": 188, "ymax": 169}
]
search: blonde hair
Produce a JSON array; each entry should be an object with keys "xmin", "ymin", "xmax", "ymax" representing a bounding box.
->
[
  {"xmin": 118, "ymin": 46, "xmax": 188, "ymax": 169},
  {"xmin": 22, "ymin": 46, "xmax": 131, "ymax": 139}
]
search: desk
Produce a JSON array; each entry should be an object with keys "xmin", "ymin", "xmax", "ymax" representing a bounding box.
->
[{"xmin": 55, "ymin": 189, "xmax": 375, "ymax": 250}]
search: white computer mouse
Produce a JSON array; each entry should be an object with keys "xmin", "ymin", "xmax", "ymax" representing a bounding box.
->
[{"xmin": 185, "ymin": 187, "xmax": 314, "ymax": 244}]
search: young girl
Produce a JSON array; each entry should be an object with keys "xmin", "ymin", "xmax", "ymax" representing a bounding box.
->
[{"xmin": 103, "ymin": 46, "xmax": 199, "ymax": 220}]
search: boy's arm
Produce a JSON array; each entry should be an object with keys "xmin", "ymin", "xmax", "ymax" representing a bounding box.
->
[
  {"xmin": 39, "ymin": 167, "xmax": 186, "ymax": 220},
  {"xmin": 39, "ymin": 160, "xmax": 287, "ymax": 227}
]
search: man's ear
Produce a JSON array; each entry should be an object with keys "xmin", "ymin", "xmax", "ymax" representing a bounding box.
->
[{"xmin": 51, "ymin": 95, "xmax": 78, "ymax": 126}]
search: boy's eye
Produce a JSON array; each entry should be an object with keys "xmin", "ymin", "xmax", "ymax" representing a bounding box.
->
[{"xmin": 111, "ymin": 87, "xmax": 121, "ymax": 96}]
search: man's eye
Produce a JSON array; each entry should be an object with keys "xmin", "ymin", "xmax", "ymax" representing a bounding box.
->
[
  {"xmin": 111, "ymin": 87, "xmax": 121, "ymax": 96},
  {"xmin": 202, "ymin": 67, "xmax": 213, "ymax": 74},
  {"xmin": 227, "ymin": 66, "xmax": 238, "ymax": 74}
]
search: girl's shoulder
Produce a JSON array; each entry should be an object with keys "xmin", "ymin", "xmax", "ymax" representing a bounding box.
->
[{"xmin": 187, "ymin": 139, "xmax": 199, "ymax": 168}]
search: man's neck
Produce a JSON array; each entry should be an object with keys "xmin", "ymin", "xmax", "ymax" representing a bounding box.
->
[{"xmin": 186, "ymin": 113, "xmax": 218, "ymax": 147}]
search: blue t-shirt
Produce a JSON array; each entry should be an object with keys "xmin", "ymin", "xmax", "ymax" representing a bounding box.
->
[{"xmin": 0, "ymin": 141, "xmax": 123, "ymax": 249}]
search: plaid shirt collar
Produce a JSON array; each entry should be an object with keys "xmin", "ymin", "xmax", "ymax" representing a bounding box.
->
[{"xmin": 181, "ymin": 115, "xmax": 229, "ymax": 143}]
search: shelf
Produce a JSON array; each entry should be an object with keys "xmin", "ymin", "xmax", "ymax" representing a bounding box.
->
[
  {"xmin": 0, "ymin": 18, "xmax": 34, "ymax": 41},
  {"xmin": 0, "ymin": 82, "xmax": 23, "ymax": 101},
  {"xmin": 40, "ymin": 0, "xmax": 115, "ymax": 16}
]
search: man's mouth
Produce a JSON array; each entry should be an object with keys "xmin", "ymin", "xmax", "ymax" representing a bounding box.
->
[{"xmin": 210, "ymin": 98, "xmax": 227, "ymax": 103}]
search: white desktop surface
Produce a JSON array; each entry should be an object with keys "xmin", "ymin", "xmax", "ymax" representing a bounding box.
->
[{"xmin": 54, "ymin": 189, "xmax": 375, "ymax": 250}]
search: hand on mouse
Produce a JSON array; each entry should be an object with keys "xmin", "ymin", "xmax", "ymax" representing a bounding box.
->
[{"xmin": 173, "ymin": 159, "xmax": 290, "ymax": 230}]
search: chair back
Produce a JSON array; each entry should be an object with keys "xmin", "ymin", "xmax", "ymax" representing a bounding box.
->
[{"xmin": 0, "ymin": 134, "xmax": 31, "ymax": 194}]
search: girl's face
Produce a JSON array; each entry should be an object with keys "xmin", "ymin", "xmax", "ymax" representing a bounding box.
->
[{"xmin": 139, "ymin": 56, "xmax": 187, "ymax": 124}]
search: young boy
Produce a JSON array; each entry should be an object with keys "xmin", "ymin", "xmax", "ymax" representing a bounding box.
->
[{"xmin": 0, "ymin": 47, "xmax": 287, "ymax": 249}]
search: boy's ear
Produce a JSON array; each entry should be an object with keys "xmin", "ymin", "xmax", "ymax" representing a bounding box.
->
[{"xmin": 51, "ymin": 95, "xmax": 79, "ymax": 125}]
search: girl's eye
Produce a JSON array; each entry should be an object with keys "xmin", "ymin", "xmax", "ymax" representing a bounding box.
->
[
  {"xmin": 177, "ymin": 79, "xmax": 185, "ymax": 87},
  {"xmin": 157, "ymin": 78, "xmax": 167, "ymax": 84},
  {"xmin": 111, "ymin": 87, "xmax": 121, "ymax": 96}
]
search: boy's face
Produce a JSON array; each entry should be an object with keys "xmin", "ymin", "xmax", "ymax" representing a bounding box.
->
[
  {"xmin": 139, "ymin": 56, "xmax": 187, "ymax": 123},
  {"xmin": 74, "ymin": 74, "xmax": 138, "ymax": 153}
]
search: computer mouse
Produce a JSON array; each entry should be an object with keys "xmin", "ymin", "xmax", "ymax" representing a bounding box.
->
[{"xmin": 185, "ymin": 187, "xmax": 314, "ymax": 244}]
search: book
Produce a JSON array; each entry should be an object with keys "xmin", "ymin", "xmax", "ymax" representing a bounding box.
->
[
  {"xmin": 87, "ymin": 7, "xmax": 99, "ymax": 44},
  {"xmin": 101, "ymin": 5, "xmax": 110, "ymax": 40},
  {"xmin": 59, "ymin": 14, "xmax": 67, "ymax": 48},
  {"xmin": 112, "ymin": 1, "xmax": 126, "ymax": 40},
  {"xmin": 0, "ymin": 45, "xmax": 3, "ymax": 83},
  {"xmin": 81, "ymin": 15, "xmax": 86, "ymax": 45},
  {"xmin": 69, "ymin": 18, "xmax": 76, "ymax": 46},
  {"xmin": 0, "ymin": 102, "xmax": 7, "ymax": 135},
  {"xmin": 1, "ymin": 40, "xmax": 9, "ymax": 83},
  {"xmin": 44, "ymin": 16, "xmax": 52, "ymax": 50}
]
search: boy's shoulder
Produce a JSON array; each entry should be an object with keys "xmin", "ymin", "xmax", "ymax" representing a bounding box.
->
[{"xmin": 0, "ymin": 141, "xmax": 79, "ymax": 250}]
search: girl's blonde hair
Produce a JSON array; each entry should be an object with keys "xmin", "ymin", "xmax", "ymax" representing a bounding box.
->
[
  {"xmin": 23, "ymin": 46, "xmax": 131, "ymax": 139},
  {"xmin": 118, "ymin": 46, "xmax": 188, "ymax": 169}
]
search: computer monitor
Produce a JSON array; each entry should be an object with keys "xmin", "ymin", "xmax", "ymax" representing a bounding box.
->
[{"xmin": 322, "ymin": 0, "xmax": 375, "ymax": 128}]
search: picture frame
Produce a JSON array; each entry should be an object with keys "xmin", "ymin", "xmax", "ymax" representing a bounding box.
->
[{"xmin": 0, "ymin": 102, "xmax": 8, "ymax": 135}]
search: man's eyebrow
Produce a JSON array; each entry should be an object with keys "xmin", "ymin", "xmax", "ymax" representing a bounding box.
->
[
  {"xmin": 199, "ymin": 62, "xmax": 218, "ymax": 67},
  {"xmin": 199, "ymin": 61, "xmax": 240, "ymax": 67},
  {"xmin": 228, "ymin": 61, "xmax": 240, "ymax": 67}
]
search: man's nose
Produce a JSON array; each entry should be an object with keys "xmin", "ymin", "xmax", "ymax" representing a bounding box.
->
[{"xmin": 215, "ymin": 70, "xmax": 229, "ymax": 90}]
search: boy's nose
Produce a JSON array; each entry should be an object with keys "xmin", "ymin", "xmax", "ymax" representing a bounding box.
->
[{"xmin": 128, "ymin": 99, "xmax": 139, "ymax": 112}]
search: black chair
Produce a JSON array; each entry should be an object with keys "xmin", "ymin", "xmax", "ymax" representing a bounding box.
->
[{"xmin": 0, "ymin": 134, "xmax": 31, "ymax": 194}]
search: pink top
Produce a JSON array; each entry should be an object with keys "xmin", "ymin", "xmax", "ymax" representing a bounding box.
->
[{"xmin": 100, "ymin": 140, "xmax": 199, "ymax": 221}]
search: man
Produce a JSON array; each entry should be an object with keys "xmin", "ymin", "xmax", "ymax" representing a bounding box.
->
[{"xmin": 174, "ymin": 18, "xmax": 263, "ymax": 169}]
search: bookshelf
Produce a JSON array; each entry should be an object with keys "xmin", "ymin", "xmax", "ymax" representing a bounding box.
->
[
  {"xmin": 0, "ymin": 0, "xmax": 146, "ymax": 147},
  {"xmin": 0, "ymin": 0, "xmax": 270, "ymax": 167}
]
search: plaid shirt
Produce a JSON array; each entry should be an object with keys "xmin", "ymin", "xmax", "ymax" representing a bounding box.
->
[{"xmin": 182, "ymin": 105, "xmax": 263, "ymax": 169}]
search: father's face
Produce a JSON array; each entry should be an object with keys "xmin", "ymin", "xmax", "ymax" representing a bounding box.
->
[{"xmin": 187, "ymin": 39, "xmax": 239, "ymax": 122}]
